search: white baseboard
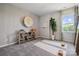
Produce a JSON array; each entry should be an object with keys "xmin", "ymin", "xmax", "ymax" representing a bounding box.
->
[
  {"xmin": 0, "ymin": 42, "xmax": 16, "ymax": 48},
  {"xmin": 38, "ymin": 37, "xmax": 49, "ymax": 39}
]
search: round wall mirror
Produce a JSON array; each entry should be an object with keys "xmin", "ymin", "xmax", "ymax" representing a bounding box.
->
[{"xmin": 23, "ymin": 16, "xmax": 33, "ymax": 27}]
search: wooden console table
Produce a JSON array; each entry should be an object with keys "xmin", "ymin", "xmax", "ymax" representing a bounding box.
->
[{"xmin": 17, "ymin": 30, "xmax": 36, "ymax": 44}]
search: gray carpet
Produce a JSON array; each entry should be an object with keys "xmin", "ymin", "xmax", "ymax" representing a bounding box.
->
[{"xmin": 0, "ymin": 38, "xmax": 76, "ymax": 56}]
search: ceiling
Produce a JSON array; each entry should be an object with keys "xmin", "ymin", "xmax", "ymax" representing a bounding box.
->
[{"xmin": 11, "ymin": 3, "xmax": 78, "ymax": 16}]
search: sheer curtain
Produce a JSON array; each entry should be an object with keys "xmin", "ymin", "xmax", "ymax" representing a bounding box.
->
[
  {"xmin": 74, "ymin": 6, "xmax": 79, "ymax": 46},
  {"xmin": 61, "ymin": 7, "xmax": 75, "ymax": 43}
]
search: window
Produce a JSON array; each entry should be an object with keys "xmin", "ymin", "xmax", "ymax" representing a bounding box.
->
[{"xmin": 62, "ymin": 15, "xmax": 74, "ymax": 32}]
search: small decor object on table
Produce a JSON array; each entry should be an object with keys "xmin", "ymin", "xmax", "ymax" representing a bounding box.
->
[
  {"xmin": 58, "ymin": 50, "xmax": 63, "ymax": 56},
  {"xmin": 30, "ymin": 28, "xmax": 36, "ymax": 39}
]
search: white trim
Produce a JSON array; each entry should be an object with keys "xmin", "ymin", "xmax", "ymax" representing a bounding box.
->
[
  {"xmin": 0, "ymin": 42, "xmax": 16, "ymax": 48},
  {"xmin": 62, "ymin": 31, "xmax": 75, "ymax": 33}
]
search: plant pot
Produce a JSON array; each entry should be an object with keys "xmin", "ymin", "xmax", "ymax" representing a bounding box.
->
[{"xmin": 52, "ymin": 35, "xmax": 55, "ymax": 40}]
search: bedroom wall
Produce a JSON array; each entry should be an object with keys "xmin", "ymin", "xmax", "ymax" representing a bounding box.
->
[
  {"xmin": 0, "ymin": 4, "xmax": 39, "ymax": 47},
  {"xmin": 39, "ymin": 7, "xmax": 75, "ymax": 43},
  {"xmin": 39, "ymin": 12, "xmax": 61, "ymax": 40}
]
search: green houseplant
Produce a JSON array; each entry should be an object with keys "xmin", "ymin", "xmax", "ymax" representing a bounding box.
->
[{"xmin": 50, "ymin": 17, "xmax": 57, "ymax": 40}]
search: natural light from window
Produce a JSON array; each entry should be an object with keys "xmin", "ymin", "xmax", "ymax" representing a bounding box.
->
[{"xmin": 62, "ymin": 15, "xmax": 74, "ymax": 32}]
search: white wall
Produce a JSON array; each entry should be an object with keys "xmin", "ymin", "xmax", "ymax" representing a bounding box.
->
[
  {"xmin": 0, "ymin": 4, "xmax": 39, "ymax": 47},
  {"xmin": 39, "ymin": 12, "xmax": 61, "ymax": 40}
]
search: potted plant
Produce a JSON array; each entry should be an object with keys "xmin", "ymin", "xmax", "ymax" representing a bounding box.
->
[{"xmin": 50, "ymin": 17, "xmax": 57, "ymax": 40}]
